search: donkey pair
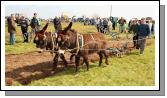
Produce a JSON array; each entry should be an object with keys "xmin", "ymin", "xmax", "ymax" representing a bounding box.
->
[{"xmin": 34, "ymin": 22, "xmax": 110, "ymax": 72}]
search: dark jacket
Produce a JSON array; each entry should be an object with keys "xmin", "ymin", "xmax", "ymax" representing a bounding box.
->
[
  {"xmin": 30, "ymin": 17, "xmax": 40, "ymax": 28},
  {"xmin": 129, "ymin": 24, "xmax": 139, "ymax": 35},
  {"xmin": 138, "ymin": 24, "xmax": 150, "ymax": 37},
  {"xmin": 18, "ymin": 18, "xmax": 29, "ymax": 30},
  {"xmin": 111, "ymin": 17, "xmax": 118, "ymax": 23},
  {"xmin": 103, "ymin": 20, "xmax": 108, "ymax": 26},
  {"xmin": 7, "ymin": 17, "xmax": 16, "ymax": 33},
  {"xmin": 151, "ymin": 23, "xmax": 155, "ymax": 32},
  {"xmin": 53, "ymin": 18, "xmax": 62, "ymax": 31},
  {"xmin": 118, "ymin": 19, "xmax": 126, "ymax": 26},
  {"xmin": 128, "ymin": 20, "xmax": 132, "ymax": 28}
]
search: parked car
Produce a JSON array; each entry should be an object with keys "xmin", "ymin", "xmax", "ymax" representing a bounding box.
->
[
  {"xmin": 77, "ymin": 18, "xmax": 84, "ymax": 22},
  {"xmin": 84, "ymin": 18, "xmax": 90, "ymax": 25},
  {"xmin": 90, "ymin": 18, "xmax": 96, "ymax": 25}
]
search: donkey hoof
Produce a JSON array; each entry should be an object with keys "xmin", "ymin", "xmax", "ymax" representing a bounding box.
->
[
  {"xmin": 105, "ymin": 61, "xmax": 109, "ymax": 65},
  {"xmin": 75, "ymin": 69, "xmax": 79, "ymax": 73}
]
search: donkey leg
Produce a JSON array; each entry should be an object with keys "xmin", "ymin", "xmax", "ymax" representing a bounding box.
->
[
  {"xmin": 60, "ymin": 53, "xmax": 68, "ymax": 70},
  {"xmin": 83, "ymin": 55, "xmax": 89, "ymax": 71},
  {"xmin": 52, "ymin": 53, "xmax": 59, "ymax": 71},
  {"xmin": 104, "ymin": 51, "xmax": 109, "ymax": 65},
  {"xmin": 98, "ymin": 52, "xmax": 103, "ymax": 66},
  {"xmin": 75, "ymin": 55, "xmax": 80, "ymax": 72},
  {"xmin": 70, "ymin": 54, "xmax": 75, "ymax": 61}
]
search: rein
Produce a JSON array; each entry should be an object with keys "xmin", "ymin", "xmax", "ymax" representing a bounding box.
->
[{"xmin": 50, "ymin": 32, "xmax": 55, "ymax": 55}]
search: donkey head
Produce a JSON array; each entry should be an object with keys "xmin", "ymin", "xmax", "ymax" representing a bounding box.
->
[
  {"xmin": 56, "ymin": 22, "xmax": 76, "ymax": 50},
  {"xmin": 33, "ymin": 23, "xmax": 49, "ymax": 49}
]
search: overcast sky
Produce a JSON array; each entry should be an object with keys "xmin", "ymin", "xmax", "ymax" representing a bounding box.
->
[{"xmin": 5, "ymin": 5, "xmax": 156, "ymax": 20}]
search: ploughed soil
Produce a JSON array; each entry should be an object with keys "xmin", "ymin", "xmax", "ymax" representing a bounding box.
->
[{"xmin": 5, "ymin": 39, "xmax": 154, "ymax": 86}]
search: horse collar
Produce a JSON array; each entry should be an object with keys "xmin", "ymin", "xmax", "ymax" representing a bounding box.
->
[{"xmin": 77, "ymin": 33, "xmax": 84, "ymax": 49}]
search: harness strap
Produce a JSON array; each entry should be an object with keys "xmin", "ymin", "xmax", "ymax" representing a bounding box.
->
[
  {"xmin": 81, "ymin": 35, "xmax": 84, "ymax": 48},
  {"xmin": 55, "ymin": 32, "xmax": 57, "ymax": 38},
  {"xmin": 74, "ymin": 33, "xmax": 84, "ymax": 55},
  {"xmin": 76, "ymin": 33, "xmax": 80, "ymax": 54},
  {"xmin": 55, "ymin": 33, "xmax": 59, "ymax": 49},
  {"xmin": 78, "ymin": 34, "xmax": 84, "ymax": 49},
  {"xmin": 51, "ymin": 32, "xmax": 55, "ymax": 55},
  {"xmin": 90, "ymin": 34, "xmax": 95, "ymax": 41}
]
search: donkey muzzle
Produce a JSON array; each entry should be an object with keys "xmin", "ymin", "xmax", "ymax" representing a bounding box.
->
[{"xmin": 58, "ymin": 49, "xmax": 65, "ymax": 54}]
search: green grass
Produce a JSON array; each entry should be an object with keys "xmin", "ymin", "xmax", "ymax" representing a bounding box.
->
[
  {"xmin": 23, "ymin": 42, "xmax": 154, "ymax": 86},
  {"xmin": 5, "ymin": 36, "xmax": 37, "ymax": 55}
]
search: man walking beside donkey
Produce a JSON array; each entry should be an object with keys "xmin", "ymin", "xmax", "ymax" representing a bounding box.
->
[{"xmin": 137, "ymin": 18, "xmax": 150, "ymax": 54}]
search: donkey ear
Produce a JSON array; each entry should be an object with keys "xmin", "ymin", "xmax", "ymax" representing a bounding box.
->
[
  {"xmin": 63, "ymin": 22, "xmax": 72, "ymax": 33},
  {"xmin": 39, "ymin": 23, "xmax": 49, "ymax": 34}
]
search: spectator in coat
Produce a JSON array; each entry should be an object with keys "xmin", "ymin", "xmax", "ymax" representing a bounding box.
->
[
  {"xmin": 111, "ymin": 17, "xmax": 118, "ymax": 30},
  {"xmin": 95, "ymin": 18, "xmax": 100, "ymax": 32},
  {"xmin": 7, "ymin": 14, "xmax": 17, "ymax": 45},
  {"xmin": 18, "ymin": 15, "xmax": 29, "ymax": 42},
  {"xmin": 99, "ymin": 19, "xmax": 103, "ymax": 33},
  {"xmin": 53, "ymin": 16, "xmax": 62, "ymax": 34},
  {"xmin": 129, "ymin": 20, "xmax": 139, "ymax": 48},
  {"xmin": 30, "ymin": 13, "xmax": 40, "ymax": 42},
  {"xmin": 108, "ymin": 19, "xmax": 112, "ymax": 33},
  {"xmin": 128, "ymin": 20, "xmax": 132, "ymax": 29},
  {"xmin": 151, "ymin": 20, "xmax": 155, "ymax": 35},
  {"xmin": 146, "ymin": 20, "xmax": 152, "ymax": 38},
  {"xmin": 102, "ymin": 18, "xmax": 108, "ymax": 33},
  {"xmin": 118, "ymin": 17, "xmax": 126, "ymax": 33},
  {"xmin": 137, "ymin": 18, "xmax": 150, "ymax": 54}
]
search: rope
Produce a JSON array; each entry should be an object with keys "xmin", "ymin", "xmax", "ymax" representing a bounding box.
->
[
  {"xmin": 42, "ymin": 32, "xmax": 149, "ymax": 55},
  {"xmin": 65, "ymin": 37, "xmax": 148, "ymax": 52}
]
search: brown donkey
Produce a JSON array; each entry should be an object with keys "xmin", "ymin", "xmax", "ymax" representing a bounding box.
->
[
  {"xmin": 33, "ymin": 22, "xmax": 68, "ymax": 70},
  {"xmin": 56, "ymin": 22, "xmax": 110, "ymax": 72}
]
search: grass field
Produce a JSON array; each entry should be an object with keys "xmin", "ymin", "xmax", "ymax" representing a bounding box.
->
[{"xmin": 5, "ymin": 21, "xmax": 155, "ymax": 86}]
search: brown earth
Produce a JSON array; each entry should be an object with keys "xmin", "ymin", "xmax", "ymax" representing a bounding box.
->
[{"xmin": 5, "ymin": 50, "xmax": 101, "ymax": 86}]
